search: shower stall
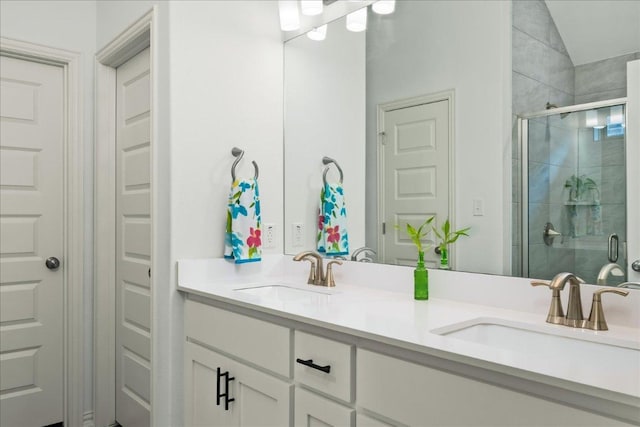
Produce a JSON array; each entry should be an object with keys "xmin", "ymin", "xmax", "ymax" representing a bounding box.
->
[{"xmin": 518, "ymin": 99, "xmax": 627, "ymax": 285}]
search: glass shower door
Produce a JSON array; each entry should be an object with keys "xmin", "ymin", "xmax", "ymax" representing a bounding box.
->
[{"xmin": 521, "ymin": 102, "xmax": 627, "ymax": 285}]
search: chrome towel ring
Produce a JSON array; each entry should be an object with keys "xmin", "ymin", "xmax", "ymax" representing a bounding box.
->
[
  {"xmin": 322, "ymin": 156, "xmax": 343, "ymax": 185},
  {"xmin": 231, "ymin": 147, "xmax": 259, "ymax": 181}
]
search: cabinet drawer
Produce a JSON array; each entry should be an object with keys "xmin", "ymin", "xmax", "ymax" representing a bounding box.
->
[
  {"xmin": 357, "ymin": 349, "xmax": 626, "ymax": 426},
  {"xmin": 294, "ymin": 330, "xmax": 353, "ymax": 402},
  {"xmin": 185, "ymin": 300, "xmax": 290, "ymax": 377},
  {"xmin": 295, "ymin": 387, "xmax": 354, "ymax": 427}
]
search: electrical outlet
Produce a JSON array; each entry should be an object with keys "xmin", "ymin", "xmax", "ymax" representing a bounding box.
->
[
  {"xmin": 264, "ymin": 223, "xmax": 275, "ymax": 248},
  {"xmin": 292, "ymin": 222, "xmax": 304, "ymax": 247}
]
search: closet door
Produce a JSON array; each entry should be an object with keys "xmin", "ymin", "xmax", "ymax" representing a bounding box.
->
[{"xmin": 116, "ymin": 47, "xmax": 152, "ymax": 427}]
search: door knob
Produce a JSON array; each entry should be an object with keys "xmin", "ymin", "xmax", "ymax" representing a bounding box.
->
[
  {"xmin": 46, "ymin": 257, "xmax": 61, "ymax": 270},
  {"xmin": 633, "ymin": 260, "xmax": 640, "ymax": 272}
]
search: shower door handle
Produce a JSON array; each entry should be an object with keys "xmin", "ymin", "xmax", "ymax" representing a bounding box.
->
[{"xmin": 608, "ymin": 233, "xmax": 619, "ymax": 263}]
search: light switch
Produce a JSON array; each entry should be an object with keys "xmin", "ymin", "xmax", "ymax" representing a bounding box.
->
[{"xmin": 473, "ymin": 199, "xmax": 484, "ymax": 216}]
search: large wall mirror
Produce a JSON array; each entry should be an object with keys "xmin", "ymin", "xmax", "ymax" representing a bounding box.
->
[{"xmin": 283, "ymin": 0, "xmax": 640, "ymax": 286}]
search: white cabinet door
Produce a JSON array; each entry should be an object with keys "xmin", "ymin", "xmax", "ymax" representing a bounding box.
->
[
  {"xmin": 295, "ymin": 387, "xmax": 354, "ymax": 427},
  {"xmin": 185, "ymin": 342, "xmax": 291, "ymax": 427},
  {"xmin": 357, "ymin": 349, "xmax": 630, "ymax": 426}
]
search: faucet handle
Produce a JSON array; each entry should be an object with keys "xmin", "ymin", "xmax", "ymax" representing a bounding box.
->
[
  {"xmin": 325, "ymin": 260, "xmax": 342, "ymax": 287},
  {"xmin": 531, "ymin": 280, "xmax": 565, "ymax": 324},
  {"xmin": 586, "ymin": 288, "xmax": 629, "ymax": 331},
  {"xmin": 299, "ymin": 258, "xmax": 317, "ymax": 285}
]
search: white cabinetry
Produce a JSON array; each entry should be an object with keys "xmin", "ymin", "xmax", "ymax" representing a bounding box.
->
[
  {"xmin": 357, "ymin": 349, "xmax": 632, "ymax": 426},
  {"xmin": 295, "ymin": 388, "xmax": 354, "ymax": 427}
]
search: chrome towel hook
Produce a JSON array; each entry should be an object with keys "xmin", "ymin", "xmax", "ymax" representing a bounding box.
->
[
  {"xmin": 322, "ymin": 156, "xmax": 343, "ymax": 185},
  {"xmin": 231, "ymin": 147, "xmax": 259, "ymax": 181}
]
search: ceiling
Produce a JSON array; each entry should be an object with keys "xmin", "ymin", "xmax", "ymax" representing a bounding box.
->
[{"xmin": 545, "ymin": 0, "xmax": 640, "ymax": 66}]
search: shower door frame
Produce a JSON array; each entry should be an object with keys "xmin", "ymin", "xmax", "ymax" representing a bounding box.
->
[{"xmin": 518, "ymin": 97, "xmax": 627, "ymax": 279}]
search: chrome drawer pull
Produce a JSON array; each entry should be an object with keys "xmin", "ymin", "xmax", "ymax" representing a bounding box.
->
[{"xmin": 296, "ymin": 358, "xmax": 331, "ymax": 373}]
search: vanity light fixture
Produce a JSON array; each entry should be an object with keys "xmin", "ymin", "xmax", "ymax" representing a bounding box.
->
[
  {"xmin": 279, "ymin": 0, "xmax": 301, "ymax": 31},
  {"xmin": 346, "ymin": 7, "xmax": 367, "ymax": 32},
  {"xmin": 372, "ymin": 0, "xmax": 395, "ymax": 15},
  {"xmin": 300, "ymin": 0, "xmax": 323, "ymax": 16},
  {"xmin": 307, "ymin": 24, "xmax": 328, "ymax": 40}
]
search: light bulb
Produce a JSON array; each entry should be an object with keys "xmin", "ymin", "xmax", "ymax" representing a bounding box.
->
[
  {"xmin": 301, "ymin": 0, "xmax": 323, "ymax": 16},
  {"xmin": 278, "ymin": 0, "xmax": 300, "ymax": 31},
  {"xmin": 307, "ymin": 24, "xmax": 328, "ymax": 41},
  {"xmin": 346, "ymin": 7, "xmax": 367, "ymax": 32},
  {"xmin": 372, "ymin": 0, "xmax": 395, "ymax": 15}
]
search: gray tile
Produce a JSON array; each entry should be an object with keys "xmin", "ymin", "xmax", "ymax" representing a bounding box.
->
[
  {"xmin": 513, "ymin": 29, "xmax": 549, "ymax": 84},
  {"xmin": 549, "ymin": 165, "xmax": 575, "ymax": 204},
  {"xmin": 512, "ymin": 115, "xmax": 521, "ymax": 160},
  {"xmin": 528, "ymin": 243, "xmax": 550, "ymax": 280},
  {"xmin": 528, "ymin": 161, "xmax": 550, "ymax": 204},
  {"xmin": 575, "ymin": 89, "xmax": 627, "ymax": 104},
  {"xmin": 548, "ymin": 15, "xmax": 568, "ymax": 55},
  {"xmin": 578, "ymin": 128, "xmax": 602, "ymax": 168},
  {"xmin": 600, "ymin": 166, "xmax": 626, "ymax": 204},
  {"xmin": 513, "ymin": 72, "xmax": 549, "ymax": 115},
  {"xmin": 548, "ymin": 49, "xmax": 574, "ymax": 93},
  {"xmin": 548, "ymin": 123, "xmax": 577, "ymax": 168},
  {"xmin": 513, "ymin": 0, "xmax": 550, "ymax": 44},
  {"xmin": 601, "ymin": 137, "xmax": 625, "ymax": 166},
  {"xmin": 574, "ymin": 53, "xmax": 636, "ymax": 96},
  {"xmin": 527, "ymin": 119, "xmax": 550, "ymax": 163},
  {"xmin": 547, "ymin": 87, "xmax": 574, "ymax": 110},
  {"xmin": 511, "ymin": 245, "xmax": 522, "ymax": 277},
  {"xmin": 601, "ymin": 203, "xmax": 626, "ymax": 239},
  {"xmin": 548, "ymin": 247, "xmax": 575, "ymax": 277},
  {"xmin": 575, "ymin": 248, "xmax": 607, "ymax": 284},
  {"xmin": 528, "ymin": 202, "xmax": 550, "ymax": 244}
]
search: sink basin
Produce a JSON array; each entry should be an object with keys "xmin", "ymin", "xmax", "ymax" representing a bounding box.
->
[
  {"xmin": 432, "ymin": 318, "xmax": 640, "ymax": 365},
  {"xmin": 233, "ymin": 284, "xmax": 333, "ymax": 304}
]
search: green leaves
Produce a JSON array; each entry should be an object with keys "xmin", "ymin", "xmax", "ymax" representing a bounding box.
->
[
  {"xmin": 396, "ymin": 216, "xmax": 434, "ymax": 252},
  {"xmin": 433, "ymin": 219, "xmax": 470, "ymax": 252}
]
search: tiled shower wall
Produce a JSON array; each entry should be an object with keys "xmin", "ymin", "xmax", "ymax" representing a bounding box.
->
[
  {"xmin": 511, "ymin": 0, "xmax": 574, "ymax": 277},
  {"xmin": 512, "ymin": 0, "xmax": 637, "ymax": 280}
]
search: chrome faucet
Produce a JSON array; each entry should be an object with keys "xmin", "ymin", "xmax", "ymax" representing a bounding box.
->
[{"xmin": 293, "ymin": 251, "xmax": 342, "ymax": 286}]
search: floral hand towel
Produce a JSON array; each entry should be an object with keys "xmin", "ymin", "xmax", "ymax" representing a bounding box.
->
[
  {"xmin": 224, "ymin": 178, "xmax": 262, "ymax": 263},
  {"xmin": 317, "ymin": 182, "xmax": 349, "ymax": 256}
]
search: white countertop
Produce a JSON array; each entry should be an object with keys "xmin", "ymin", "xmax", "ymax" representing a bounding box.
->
[{"xmin": 177, "ymin": 256, "xmax": 640, "ymax": 418}]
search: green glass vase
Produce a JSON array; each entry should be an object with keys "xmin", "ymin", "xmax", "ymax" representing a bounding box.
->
[
  {"xmin": 414, "ymin": 250, "xmax": 428, "ymax": 300},
  {"xmin": 439, "ymin": 247, "xmax": 449, "ymax": 270}
]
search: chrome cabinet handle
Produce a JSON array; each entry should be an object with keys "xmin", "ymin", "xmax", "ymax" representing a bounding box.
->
[{"xmin": 45, "ymin": 257, "xmax": 60, "ymax": 270}]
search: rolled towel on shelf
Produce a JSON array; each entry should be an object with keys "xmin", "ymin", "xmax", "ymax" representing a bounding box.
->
[
  {"xmin": 224, "ymin": 177, "xmax": 262, "ymax": 263},
  {"xmin": 317, "ymin": 182, "xmax": 349, "ymax": 256}
]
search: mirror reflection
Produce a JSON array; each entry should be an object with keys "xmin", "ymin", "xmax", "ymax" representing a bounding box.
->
[{"xmin": 283, "ymin": 0, "xmax": 639, "ymax": 285}]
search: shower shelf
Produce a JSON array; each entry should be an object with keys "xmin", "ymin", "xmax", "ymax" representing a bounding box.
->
[{"xmin": 564, "ymin": 201, "xmax": 600, "ymax": 206}]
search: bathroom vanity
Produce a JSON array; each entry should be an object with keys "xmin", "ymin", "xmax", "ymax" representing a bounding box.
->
[{"xmin": 178, "ymin": 256, "xmax": 640, "ymax": 426}]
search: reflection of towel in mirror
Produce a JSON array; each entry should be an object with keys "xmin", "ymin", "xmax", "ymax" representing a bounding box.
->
[
  {"xmin": 224, "ymin": 178, "xmax": 262, "ymax": 263},
  {"xmin": 317, "ymin": 183, "xmax": 349, "ymax": 256}
]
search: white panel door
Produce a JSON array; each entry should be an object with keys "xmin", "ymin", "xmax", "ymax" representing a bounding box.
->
[
  {"xmin": 0, "ymin": 55, "xmax": 64, "ymax": 427},
  {"xmin": 116, "ymin": 47, "xmax": 152, "ymax": 427},
  {"xmin": 381, "ymin": 100, "xmax": 449, "ymax": 267}
]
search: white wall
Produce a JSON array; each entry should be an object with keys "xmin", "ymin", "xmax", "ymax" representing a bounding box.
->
[
  {"xmin": 284, "ymin": 19, "xmax": 366, "ymax": 254},
  {"xmin": 0, "ymin": 0, "xmax": 97, "ymax": 417},
  {"xmin": 365, "ymin": 0, "xmax": 512, "ymax": 274},
  {"xmin": 627, "ymin": 60, "xmax": 640, "ymax": 282}
]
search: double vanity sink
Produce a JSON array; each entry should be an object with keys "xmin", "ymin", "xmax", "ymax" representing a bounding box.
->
[{"xmin": 178, "ymin": 256, "xmax": 640, "ymax": 424}]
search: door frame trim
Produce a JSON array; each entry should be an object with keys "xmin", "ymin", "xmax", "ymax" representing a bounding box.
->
[
  {"xmin": 376, "ymin": 90, "xmax": 456, "ymax": 266},
  {"xmin": 0, "ymin": 37, "xmax": 84, "ymax": 427},
  {"xmin": 94, "ymin": 9, "xmax": 156, "ymax": 427}
]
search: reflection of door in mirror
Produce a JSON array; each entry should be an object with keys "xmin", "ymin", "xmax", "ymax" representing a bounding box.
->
[
  {"xmin": 521, "ymin": 102, "xmax": 627, "ymax": 285},
  {"xmin": 379, "ymin": 97, "xmax": 451, "ymax": 268}
]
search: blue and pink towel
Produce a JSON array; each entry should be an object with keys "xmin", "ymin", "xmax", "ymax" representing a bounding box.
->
[
  {"xmin": 225, "ymin": 178, "xmax": 262, "ymax": 263},
  {"xmin": 317, "ymin": 182, "xmax": 349, "ymax": 256}
]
